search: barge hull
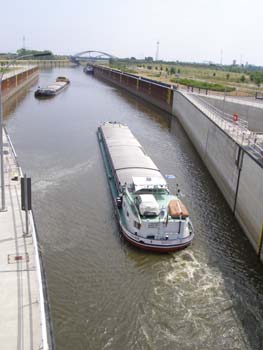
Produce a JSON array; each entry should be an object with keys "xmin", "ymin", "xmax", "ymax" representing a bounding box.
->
[
  {"xmin": 120, "ymin": 223, "xmax": 192, "ymax": 252},
  {"xmin": 97, "ymin": 125, "xmax": 194, "ymax": 252}
]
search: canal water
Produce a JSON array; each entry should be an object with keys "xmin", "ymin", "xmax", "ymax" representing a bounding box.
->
[{"xmin": 4, "ymin": 67, "xmax": 263, "ymax": 350}]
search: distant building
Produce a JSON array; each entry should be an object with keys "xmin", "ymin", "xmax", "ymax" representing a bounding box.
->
[{"xmin": 232, "ymin": 59, "xmax": 237, "ymax": 66}]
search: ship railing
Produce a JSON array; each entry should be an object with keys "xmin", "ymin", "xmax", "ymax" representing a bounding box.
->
[{"xmin": 123, "ymin": 186, "xmax": 142, "ymax": 224}]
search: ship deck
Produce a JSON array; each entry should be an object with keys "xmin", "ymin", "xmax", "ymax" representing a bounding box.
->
[
  {"xmin": 130, "ymin": 192, "xmax": 177, "ymax": 221},
  {"xmin": 0, "ymin": 130, "xmax": 50, "ymax": 349}
]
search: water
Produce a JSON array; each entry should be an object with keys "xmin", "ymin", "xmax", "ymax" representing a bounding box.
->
[{"xmin": 4, "ymin": 67, "xmax": 263, "ymax": 350}]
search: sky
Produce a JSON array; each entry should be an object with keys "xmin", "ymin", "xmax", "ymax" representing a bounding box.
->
[{"xmin": 1, "ymin": 0, "xmax": 262, "ymax": 65}]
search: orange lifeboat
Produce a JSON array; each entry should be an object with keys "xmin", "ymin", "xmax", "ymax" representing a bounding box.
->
[{"xmin": 168, "ymin": 199, "xmax": 189, "ymax": 218}]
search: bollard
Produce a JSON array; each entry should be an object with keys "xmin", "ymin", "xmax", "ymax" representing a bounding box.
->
[{"xmin": 21, "ymin": 174, "xmax": 32, "ymax": 235}]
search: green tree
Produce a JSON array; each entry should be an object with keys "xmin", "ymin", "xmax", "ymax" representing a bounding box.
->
[
  {"xmin": 145, "ymin": 56, "xmax": 153, "ymax": 63},
  {"xmin": 16, "ymin": 48, "xmax": 54, "ymax": 59},
  {"xmin": 240, "ymin": 75, "xmax": 245, "ymax": 83},
  {"xmin": 255, "ymin": 77, "xmax": 261, "ymax": 87},
  {"xmin": 170, "ymin": 67, "xmax": 176, "ymax": 74},
  {"xmin": 249, "ymin": 71, "xmax": 263, "ymax": 86},
  {"xmin": 226, "ymin": 73, "xmax": 230, "ymax": 80}
]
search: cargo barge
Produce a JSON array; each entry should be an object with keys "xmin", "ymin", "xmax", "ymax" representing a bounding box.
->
[
  {"xmin": 35, "ymin": 76, "xmax": 70, "ymax": 98},
  {"xmin": 97, "ymin": 122, "xmax": 194, "ymax": 252}
]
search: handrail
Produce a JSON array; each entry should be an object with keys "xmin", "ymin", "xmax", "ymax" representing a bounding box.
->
[
  {"xmin": 123, "ymin": 186, "xmax": 142, "ymax": 224},
  {"xmin": 178, "ymin": 89, "xmax": 263, "ymax": 161}
]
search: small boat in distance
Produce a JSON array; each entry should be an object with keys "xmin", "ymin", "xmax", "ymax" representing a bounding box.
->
[
  {"xmin": 83, "ymin": 65, "xmax": 94, "ymax": 74},
  {"xmin": 97, "ymin": 122, "xmax": 194, "ymax": 252},
  {"xmin": 34, "ymin": 76, "xmax": 70, "ymax": 98}
]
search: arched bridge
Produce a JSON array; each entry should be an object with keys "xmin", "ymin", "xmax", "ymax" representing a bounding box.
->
[{"xmin": 70, "ymin": 50, "xmax": 118, "ymax": 64}]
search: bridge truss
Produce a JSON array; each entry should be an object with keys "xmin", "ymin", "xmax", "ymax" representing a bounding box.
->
[{"xmin": 70, "ymin": 50, "xmax": 118, "ymax": 64}]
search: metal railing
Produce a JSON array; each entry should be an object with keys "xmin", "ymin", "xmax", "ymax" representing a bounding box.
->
[{"xmin": 179, "ymin": 89, "xmax": 263, "ymax": 161}]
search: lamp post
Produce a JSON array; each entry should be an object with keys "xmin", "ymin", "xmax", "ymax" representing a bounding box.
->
[
  {"xmin": 222, "ymin": 86, "xmax": 226, "ymax": 119},
  {"xmin": 0, "ymin": 52, "xmax": 51, "ymax": 211}
]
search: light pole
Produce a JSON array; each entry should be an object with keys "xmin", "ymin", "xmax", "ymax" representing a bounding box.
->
[
  {"xmin": 0, "ymin": 52, "xmax": 51, "ymax": 211},
  {"xmin": 222, "ymin": 86, "xmax": 226, "ymax": 119}
]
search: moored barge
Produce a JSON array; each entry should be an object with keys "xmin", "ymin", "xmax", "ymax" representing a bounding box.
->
[
  {"xmin": 34, "ymin": 76, "xmax": 70, "ymax": 98},
  {"xmin": 97, "ymin": 122, "xmax": 194, "ymax": 252}
]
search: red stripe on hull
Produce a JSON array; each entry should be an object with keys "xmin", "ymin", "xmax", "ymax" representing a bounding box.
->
[{"xmin": 122, "ymin": 229, "xmax": 192, "ymax": 253}]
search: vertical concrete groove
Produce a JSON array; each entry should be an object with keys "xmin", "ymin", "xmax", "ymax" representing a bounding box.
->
[
  {"xmin": 257, "ymin": 221, "xmax": 263, "ymax": 256},
  {"xmin": 233, "ymin": 148, "xmax": 244, "ymax": 214},
  {"xmin": 204, "ymin": 126, "xmax": 210, "ymax": 160}
]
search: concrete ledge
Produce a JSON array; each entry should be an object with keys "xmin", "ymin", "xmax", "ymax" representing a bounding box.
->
[{"xmin": 0, "ymin": 129, "xmax": 53, "ymax": 349}]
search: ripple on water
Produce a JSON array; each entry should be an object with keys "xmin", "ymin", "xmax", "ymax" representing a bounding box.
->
[{"xmin": 33, "ymin": 159, "xmax": 95, "ymax": 193}]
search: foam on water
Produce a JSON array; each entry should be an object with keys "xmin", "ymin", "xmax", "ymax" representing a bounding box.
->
[{"xmin": 132, "ymin": 250, "xmax": 250, "ymax": 349}]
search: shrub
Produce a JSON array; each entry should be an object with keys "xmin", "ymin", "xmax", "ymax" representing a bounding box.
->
[
  {"xmin": 249, "ymin": 71, "xmax": 263, "ymax": 86},
  {"xmin": 170, "ymin": 78, "xmax": 235, "ymax": 92}
]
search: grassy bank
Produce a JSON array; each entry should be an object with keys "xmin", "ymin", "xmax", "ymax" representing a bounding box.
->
[
  {"xmin": 109, "ymin": 62, "xmax": 262, "ymax": 96},
  {"xmin": 170, "ymin": 78, "xmax": 235, "ymax": 92}
]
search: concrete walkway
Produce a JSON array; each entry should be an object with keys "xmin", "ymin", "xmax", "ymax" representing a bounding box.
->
[
  {"xmin": 0, "ymin": 130, "xmax": 49, "ymax": 349},
  {"xmin": 179, "ymin": 90, "xmax": 263, "ymax": 164},
  {"xmin": 193, "ymin": 91, "xmax": 263, "ymax": 109}
]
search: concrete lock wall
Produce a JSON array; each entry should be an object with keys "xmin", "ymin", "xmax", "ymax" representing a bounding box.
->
[
  {"xmin": 93, "ymin": 66, "xmax": 174, "ymax": 113},
  {"xmin": 2, "ymin": 66, "xmax": 39, "ymax": 103},
  {"xmin": 173, "ymin": 90, "xmax": 263, "ymax": 261},
  {"xmin": 172, "ymin": 91, "xmax": 240, "ymax": 210},
  {"xmin": 235, "ymin": 152, "xmax": 263, "ymax": 256},
  {"xmin": 201, "ymin": 95, "xmax": 263, "ymax": 132}
]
